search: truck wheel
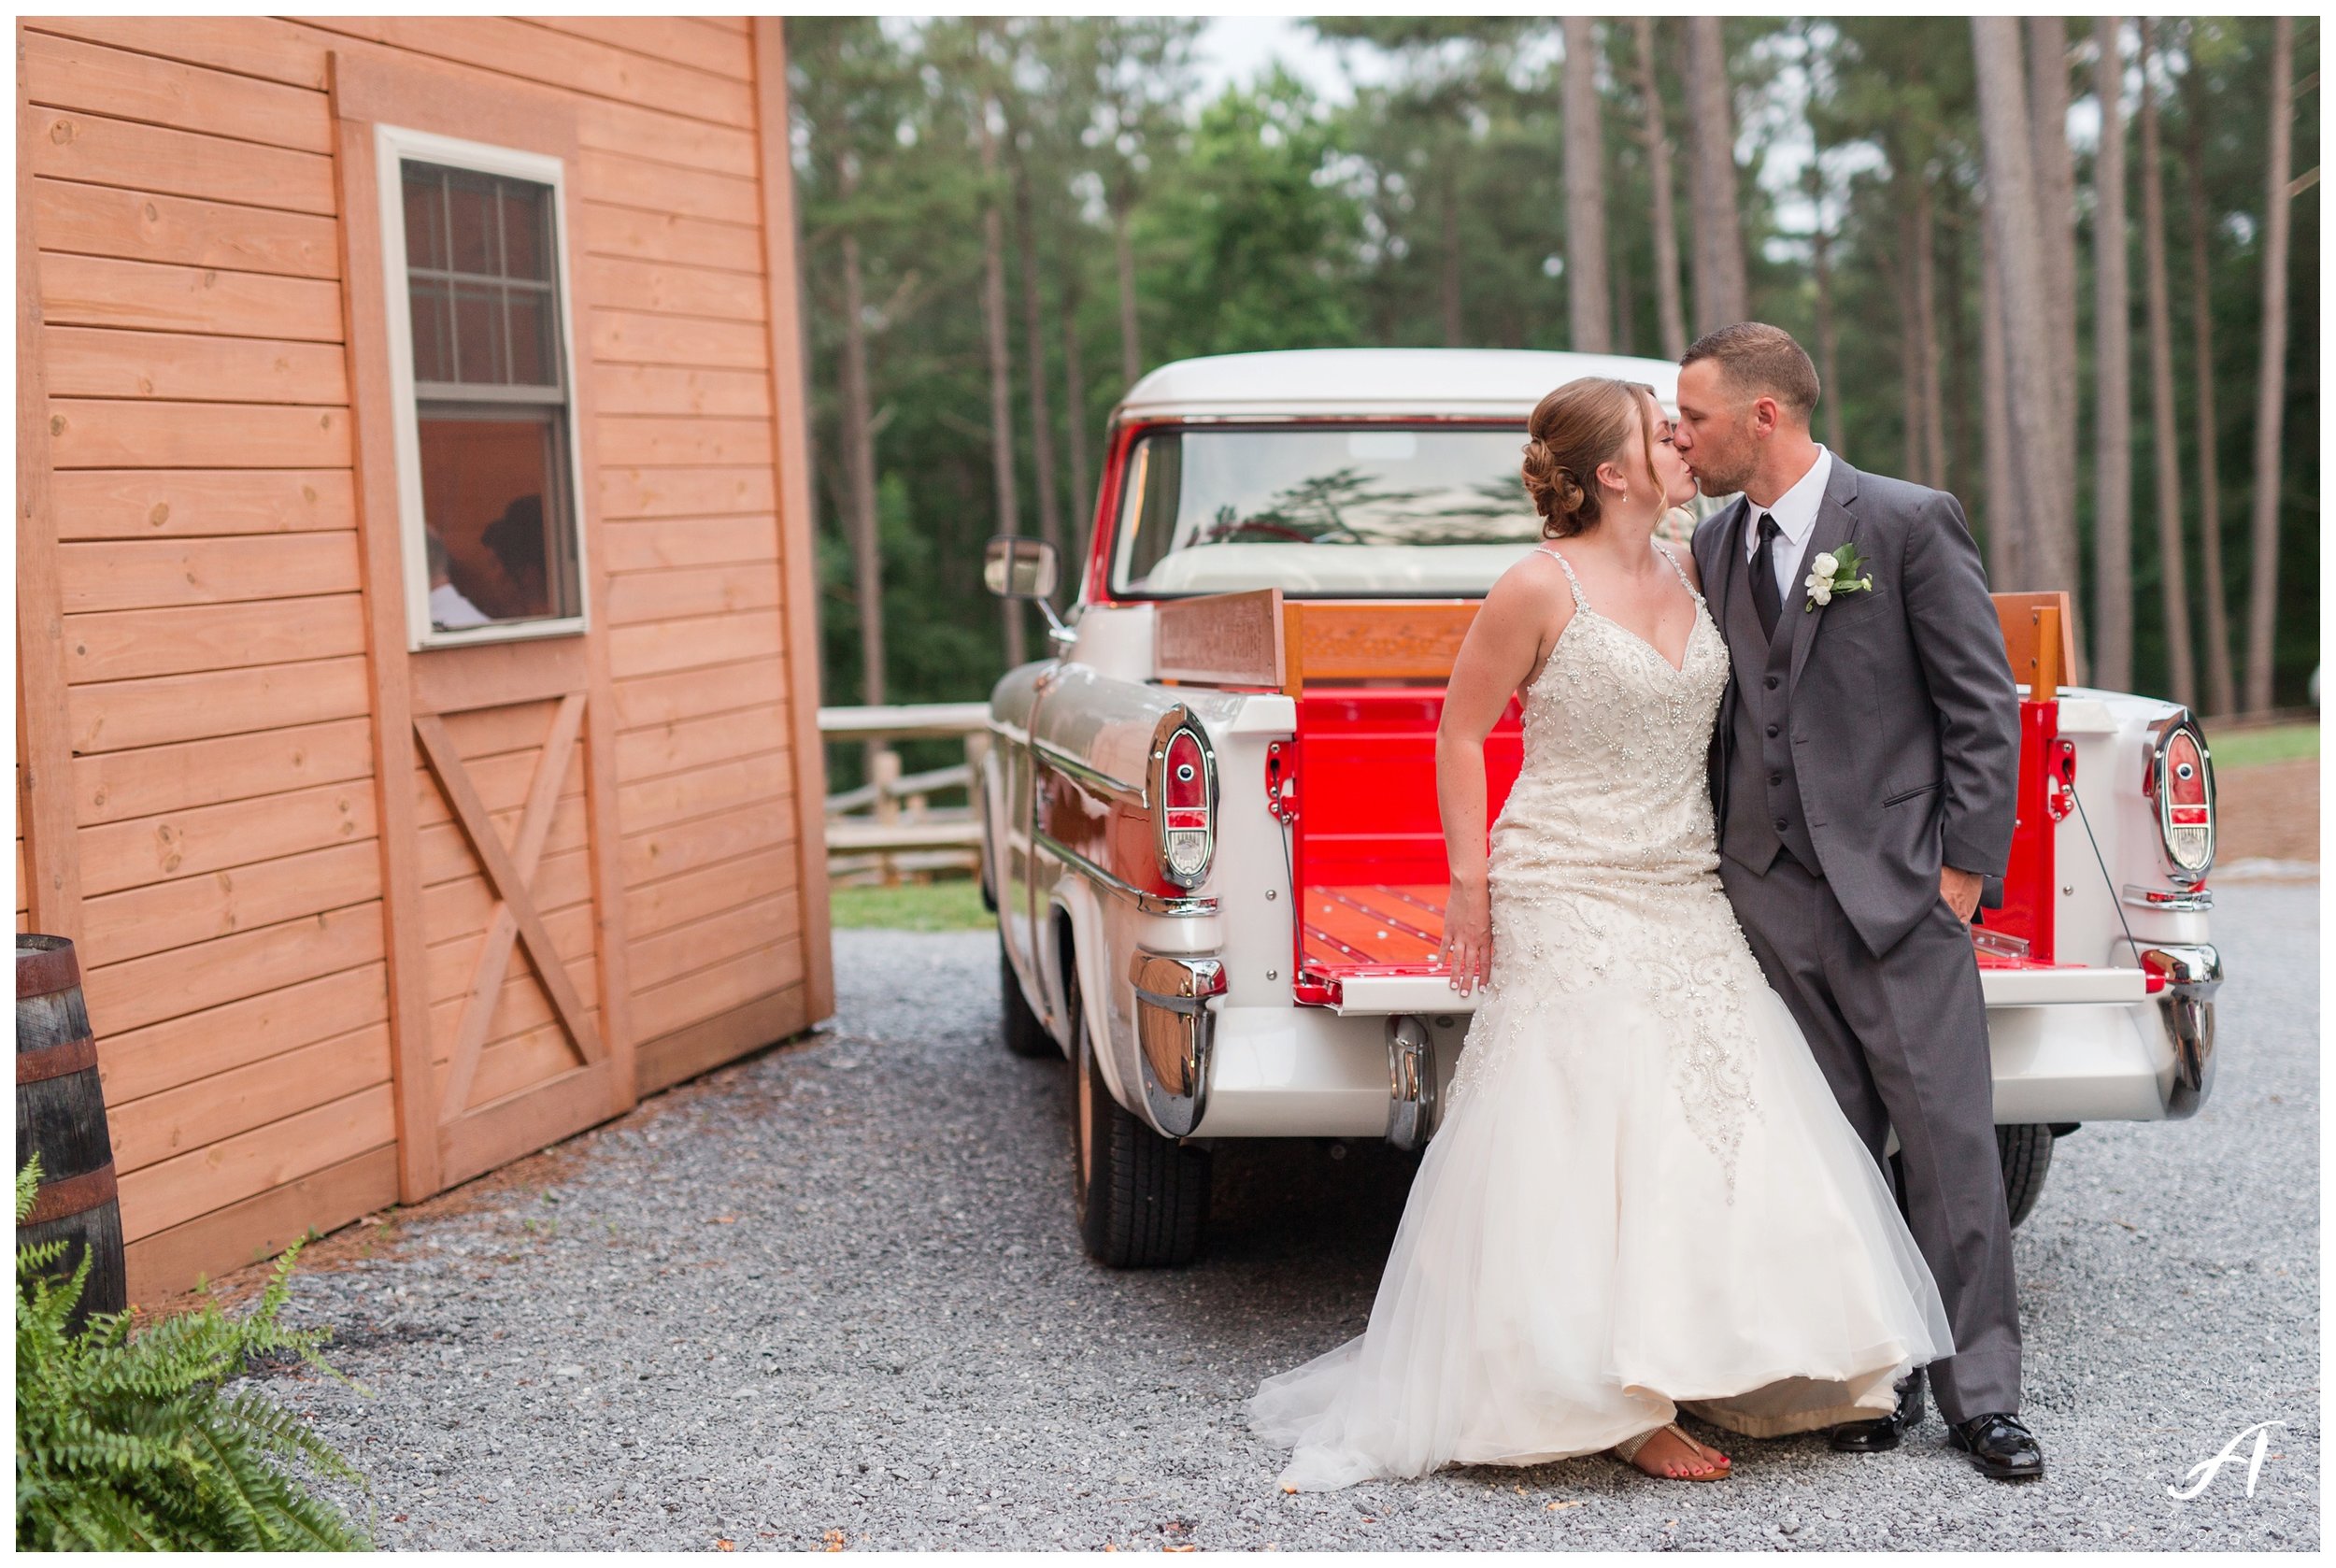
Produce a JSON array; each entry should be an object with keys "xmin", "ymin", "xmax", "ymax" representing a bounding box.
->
[
  {"xmin": 1996, "ymin": 1123, "xmax": 2055, "ymax": 1228},
  {"xmin": 1001, "ymin": 937, "xmax": 1055, "ymax": 1059},
  {"xmin": 1071, "ymin": 974, "xmax": 1210, "ymax": 1267}
]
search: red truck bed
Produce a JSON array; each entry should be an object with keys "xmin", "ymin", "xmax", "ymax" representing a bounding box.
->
[
  {"xmin": 1301, "ymin": 882, "xmax": 1448, "ymax": 972},
  {"xmin": 1284, "ymin": 689, "xmax": 1518, "ymax": 1005},
  {"xmin": 1278, "ymin": 686, "xmax": 2088, "ymax": 1009},
  {"xmin": 1261, "ymin": 592, "xmax": 2102, "ymax": 1009}
]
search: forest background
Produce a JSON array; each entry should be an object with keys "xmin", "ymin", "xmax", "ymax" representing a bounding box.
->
[{"xmin": 786, "ymin": 17, "xmax": 2320, "ymax": 788}]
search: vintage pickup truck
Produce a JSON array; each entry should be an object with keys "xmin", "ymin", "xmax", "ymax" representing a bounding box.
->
[{"xmin": 978, "ymin": 348, "xmax": 2222, "ymax": 1267}]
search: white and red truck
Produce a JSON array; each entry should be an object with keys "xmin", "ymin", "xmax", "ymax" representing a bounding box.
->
[{"xmin": 978, "ymin": 349, "xmax": 2222, "ymax": 1267}]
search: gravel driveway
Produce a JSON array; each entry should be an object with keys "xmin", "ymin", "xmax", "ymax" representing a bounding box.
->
[{"xmin": 252, "ymin": 881, "xmax": 2316, "ymax": 1550}]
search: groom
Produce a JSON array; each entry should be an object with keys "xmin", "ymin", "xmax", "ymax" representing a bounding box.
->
[{"xmin": 1674, "ymin": 324, "xmax": 2042, "ymax": 1482}]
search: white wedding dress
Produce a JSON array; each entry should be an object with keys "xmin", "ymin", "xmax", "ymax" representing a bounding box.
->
[{"xmin": 1246, "ymin": 542, "xmax": 1952, "ymax": 1492}]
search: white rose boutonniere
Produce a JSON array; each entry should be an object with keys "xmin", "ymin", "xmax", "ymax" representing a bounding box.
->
[{"xmin": 1803, "ymin": 542, "xmax": 1874, "ymax": 611}]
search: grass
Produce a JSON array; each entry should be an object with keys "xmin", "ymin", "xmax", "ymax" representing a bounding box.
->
[
  {"xmin": 828, "ymin": 877, "xmax": 993, "ymax": 932},
  {"xmin": 2206, "ymin": 721, "xmax": 2318, "ymax": 771}
]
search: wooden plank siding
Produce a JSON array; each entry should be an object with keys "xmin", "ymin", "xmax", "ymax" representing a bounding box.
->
[
  {"xmin": 20, "ymin": 54, "xmax": 87, "ymax": 951},
  {"xmin": 36, "ymin": 27, "xmax": 374, "ymax": 1238},
  {"xmin": 18, "ymin": 16, "xmax": 826, "ymax": 1302}
]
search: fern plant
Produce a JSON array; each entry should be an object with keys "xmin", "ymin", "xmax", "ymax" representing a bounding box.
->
[{"xmin": 16, "ymin": 1158, "xmax": 372, "ymax": 1549}]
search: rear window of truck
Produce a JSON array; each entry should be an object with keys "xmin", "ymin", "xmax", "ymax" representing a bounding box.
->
[{"xmin": 1111, "ymin": 425, "xmax": 1546, "ymax": 599}]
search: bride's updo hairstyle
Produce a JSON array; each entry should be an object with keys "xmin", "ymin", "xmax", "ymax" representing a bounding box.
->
[{"xmin": 1521, "ymin": 377, "xmax": 1661, "ymax": 539}]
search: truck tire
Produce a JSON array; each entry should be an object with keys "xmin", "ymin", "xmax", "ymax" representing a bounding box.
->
[
  {"xmin": 1071, "ymin": 971, "xmax": 1209, "ymax": 1267},
  {"xmin": 1001, "ymin": 937, "xmax": 1055, "ymax": 1059},
  {"xmin": 1996, "ymin": 1123, "xmax": 2055, "ymax": 1228}
]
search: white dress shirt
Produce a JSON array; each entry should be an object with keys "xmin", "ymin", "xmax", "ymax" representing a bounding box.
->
[
  {"xmin": 1744, "ymin": 445, "xmax": 1834, "ymax": 606},
  {"xmin": 430, "ymin": 579, "xmax": 492, "ymax": 631}
]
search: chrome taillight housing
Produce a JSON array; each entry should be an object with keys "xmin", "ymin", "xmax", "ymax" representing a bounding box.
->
[
  {"xmin": 1154, "ymin": 719, "xmax": 1216, "ymax": 889},
  {"xmin": 2145, "ymin": 715, "xmax": 2215, "ymax": 886}
]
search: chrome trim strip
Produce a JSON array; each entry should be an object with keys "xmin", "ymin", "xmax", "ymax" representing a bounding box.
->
[
  {"xmin": 1034, "ymin": 830, "xmax": 1219, "ymax": 917},
  {"xmin": 1972, "ymin": 926, "xmax": 2031, "ymax": 961},
  {"xmin": 2122, "ymin": 884, "xmax": 2215, "ymax": 913},
  {"xmin": 1033, "ymin": 738, "xmax": 1144, "ymax": 805}
]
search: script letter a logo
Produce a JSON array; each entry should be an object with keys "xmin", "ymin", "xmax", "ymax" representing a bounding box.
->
[{"xmin": 2167, "ymin": 1421, "xmax": 2284, "ymax": 1501}]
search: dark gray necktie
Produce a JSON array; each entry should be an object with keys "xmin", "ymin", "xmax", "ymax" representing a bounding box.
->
[{"xmin": 1751, "ymin": 513, "xmax": 1784, "ymax": 641}]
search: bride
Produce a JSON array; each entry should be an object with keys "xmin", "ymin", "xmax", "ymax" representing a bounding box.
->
[{"xmin": 1246, "ymin": 377, "xmax": 1952, "ymax": 1490}]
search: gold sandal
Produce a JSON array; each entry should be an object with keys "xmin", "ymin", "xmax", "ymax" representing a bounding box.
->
[{"xmin": 1611, "ymin": 1421, "xmax": 1731, "ymax": 1481}]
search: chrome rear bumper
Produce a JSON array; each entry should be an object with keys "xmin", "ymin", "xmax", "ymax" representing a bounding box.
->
[
  {"xmin": 2140, "ymin": 943, "xmax": 2221, "ymax": 1119},
  {"xmin": 1129, "ymin": 952, "xmax": 1224, "ymax": 1137},
  {"xmin": 1136, "ymin": 948, "xmax": 2224, "ymax": 1140},
  {"xmin": 1384, "ymin": 1016, "xmax": 1439, "ymax": 1150}
]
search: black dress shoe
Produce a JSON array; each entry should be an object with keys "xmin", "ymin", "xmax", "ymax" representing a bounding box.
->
[
  {"xmin": 1947, "ymin": 1413, "xmax": 2044, "ymax": 1480},
  {"xmin": 1830, "ymin": 1374, "xmax": 1923, "ymax": 1453}
]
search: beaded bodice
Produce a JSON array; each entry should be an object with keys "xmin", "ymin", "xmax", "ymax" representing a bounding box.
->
[{"xmin": 1488, "ymin": 543, "xmax": 1730, "ymax": 884}]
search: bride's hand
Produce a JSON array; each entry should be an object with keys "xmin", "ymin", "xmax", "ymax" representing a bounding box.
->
[{"xmin": 1441, "ymin": 877, "xmax": 1492, "ymax": 995}]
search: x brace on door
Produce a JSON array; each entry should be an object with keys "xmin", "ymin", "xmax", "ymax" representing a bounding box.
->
[{"xmin": 413, "ymin": 693, "xmax": 605, "ymax": 1119}]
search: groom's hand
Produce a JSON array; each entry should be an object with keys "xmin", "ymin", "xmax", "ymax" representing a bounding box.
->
[{"xmin": 1940, "ymin": 866, "xmax": 1984, "ymax": 924}]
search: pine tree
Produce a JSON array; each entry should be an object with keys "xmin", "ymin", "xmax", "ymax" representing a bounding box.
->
[
  {"xmin": 2243, "ymin": 17, "xmax": 2297, "ymax": 714},
  {"xmin": 1560, "ymin": 17, "xmax": 1611, "ymax": 352},
  {"xmin": 1630, "ymin": 17, "xmax": 1689, "ymax": 362},
  {"xmin": 2090, "ymin": 18, "xmax": 2135, "ymax": 691},
  {"xmin": 1681, "ymin": 18, "xmax": 1749, "ymax": 332},
  {"xmin": 2138, "ymin": 19, "xmax": 2199, "ymax": 707}
]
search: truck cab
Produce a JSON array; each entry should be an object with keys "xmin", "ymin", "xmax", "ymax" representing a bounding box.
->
[{"xmin": 978, "ymin": 348, "xmax": 2222, "ymax": 1267}]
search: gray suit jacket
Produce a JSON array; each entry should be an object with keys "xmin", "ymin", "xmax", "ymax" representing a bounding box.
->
[{"xmin": 1692, "ymin": 458, "xmax": 2020, "ymax": 955}]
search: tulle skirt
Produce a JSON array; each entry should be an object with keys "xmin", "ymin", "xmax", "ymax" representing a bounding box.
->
[{"xmin": 1245, "ymin": 956, "xmax": 1952, "ymax": 1493}]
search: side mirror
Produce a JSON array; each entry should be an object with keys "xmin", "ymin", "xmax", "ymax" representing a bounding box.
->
[{"xmin": 984, "ymin": 535, "xmax": 1059, "ymax": 602}]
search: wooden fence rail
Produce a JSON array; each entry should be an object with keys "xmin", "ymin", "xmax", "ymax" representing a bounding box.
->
[
  {"xmin": 826, "ymin": 762, "xmax": 970, "ymax": 817},
  {"xmin": 817, "ymin": 702, "xmax": 991, "ymax": 739},
  {"xmin": 816, "ymin": 705, "xmax": 990, "ymax": 885}
]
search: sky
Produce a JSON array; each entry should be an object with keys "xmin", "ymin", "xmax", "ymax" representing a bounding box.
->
[{"xmin": 1191, "ymin": 16, "xmax": 1364, "ymax": 105}]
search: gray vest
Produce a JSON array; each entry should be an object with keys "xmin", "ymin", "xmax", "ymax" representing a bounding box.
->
[{"xmin": 1720, "ymin": 526, "xmax": 1820, "ymax": 875}]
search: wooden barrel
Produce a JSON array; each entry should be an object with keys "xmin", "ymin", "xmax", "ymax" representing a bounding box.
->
[{"xmin": 17, "ymin": 935, "xmax": 126, "ymax": 1327}]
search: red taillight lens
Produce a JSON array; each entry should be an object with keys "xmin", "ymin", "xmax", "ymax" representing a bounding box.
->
[
  {"xmin": 2165, "ymin": 732, "xmax": 2207, "ymax": 822},
  {"xmin": 1158, "ymin": 727, "xmax": 1214, "ymax": 887},
  {"xmin": 2153, "ymin": 721, "xmax": 2215, "ymax": 883},
  {"xmin": 1165, "ymin": 730, "xmax": 1206, "ymax": 824}
]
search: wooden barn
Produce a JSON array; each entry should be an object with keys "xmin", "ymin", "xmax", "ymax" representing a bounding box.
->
[{"xmin": 14, "ymin": 17, "xmax": 833, "ymax": 1300}]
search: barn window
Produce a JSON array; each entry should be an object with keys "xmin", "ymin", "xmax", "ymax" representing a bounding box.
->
[{"xmin": 377, "ymin": 126, "xmax": 589, "ymax": 649}]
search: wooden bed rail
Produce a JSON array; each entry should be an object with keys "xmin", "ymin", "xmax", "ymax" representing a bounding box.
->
[
  {"xmin": 1157, "ymin": 587, "xmax": 2079, "ymax": 699},
  {"xmin": 1154, "ymin": 590, "xmax": 1480, "ymax": 695},
  {"xmin": 1992, "ymin": 591, "xmax": 2076, "ymax": 702}
]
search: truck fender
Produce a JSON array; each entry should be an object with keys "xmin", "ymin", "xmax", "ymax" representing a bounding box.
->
[
  {"xmin": 1047, "ymin": 879, "xmax": 1133, "ymax": 1113},
  {"xmin": 975, "ymin": 740, "xmax": 1002, "ymax": 912}
]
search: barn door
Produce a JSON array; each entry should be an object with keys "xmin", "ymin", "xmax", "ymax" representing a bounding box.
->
[
  {"xmin": 324, "ymin": 58, "xmax": 638, "ymax": 1201},
  {"xmin": 408, "ymin": 658, "xmax": 632, "ymax": 1191}
]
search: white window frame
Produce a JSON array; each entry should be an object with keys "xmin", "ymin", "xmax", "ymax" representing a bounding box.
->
[{"xmin": 376, "ymin": 123, "xmax": 592, "ymax": 651}]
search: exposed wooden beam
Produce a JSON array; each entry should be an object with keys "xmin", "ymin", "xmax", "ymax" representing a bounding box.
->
[
  {"xmin": 751, "ymin": 19, "xmax": 835, "ymax": 1027},
  {"xmin": 326, "ymin": 50, "xmax": 438, "ymax": 1203}
]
